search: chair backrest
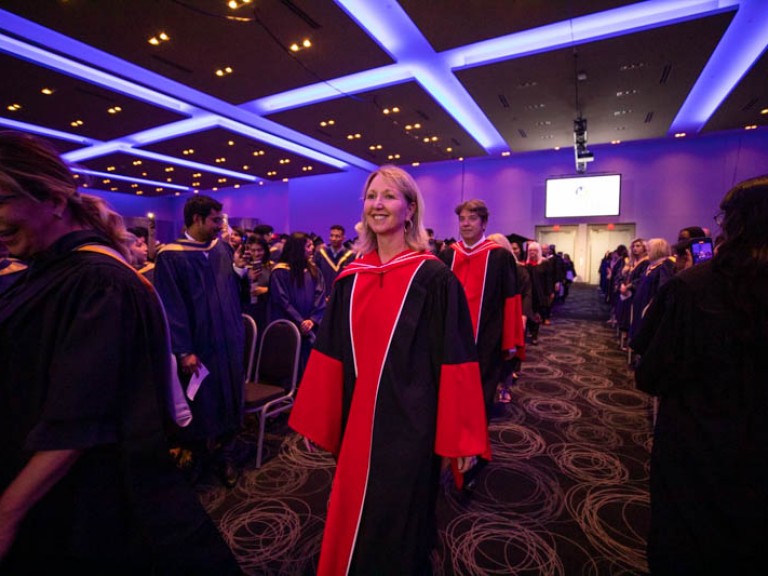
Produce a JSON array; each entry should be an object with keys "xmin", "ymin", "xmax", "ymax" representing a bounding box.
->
[
  {"xmin": 255, "ymin": 319, "xmax": 301, "ymax": 392},
  {"xmin": 242, "ymin": 313, "xmax": 258, "ymax": 383}
]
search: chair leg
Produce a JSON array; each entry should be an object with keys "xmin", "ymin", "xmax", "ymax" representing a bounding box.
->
[{"xmin": 256, "ymin": 410, "xmax": 267, "ymax": 468}]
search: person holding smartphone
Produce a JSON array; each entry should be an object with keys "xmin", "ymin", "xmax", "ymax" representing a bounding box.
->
[{"xmin": 631, "ymin": 175, "xmax": 768, "ymax": 575}]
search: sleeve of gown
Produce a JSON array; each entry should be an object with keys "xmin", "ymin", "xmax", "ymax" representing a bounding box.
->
[
  {"xmin": 632, "ymin": 278, "xmax": 695, "ymax": 396},
  {"xmin": 288, "ymin": 281, "xmax": 345, "ymax": 455},
  {"xmin": 500, "ymin": 250, "xmax": 526, "ymax": 354},
  {"xmin": 269, "ymin": 268, "xmax": 306, "ymax": 325},
  {"xmin": 434, "ymin": 273, "xmax": 489, "ymax": 458},
  {"xmin": 309, "ymin": 272, "xmax": 326, "ymax": 325},
  {"xmin": 26, "ymin": 274, "xmax": 149, "ymax": 449},
  {"xmin": 151, "ymin": 253, "xmax": 196, "ymax": 356}
]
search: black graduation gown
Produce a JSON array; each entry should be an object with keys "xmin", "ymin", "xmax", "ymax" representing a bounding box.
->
[
  {"xmin": 315, "ymin": 246, "xmax": 355, "ymax": 299},
  {"xmin": 631, "ymin": 261, "xmax": 768, "ymax": 575},
  {"xmin": 0, "ymin": 231, "xmax": 240, "ymax": 574},
  {"xmin": 628, "ymin": 257, "xmax": 675, "ymax": 343},
  {"xmin": 154, "ymin": 238, "xmax": 245, "ymax": 442},
  {"xmin": 289, "ymin": 250, "xmax": 488, "ymax": 576},
  {"xmin": 440, "ymin": 240, "xmax": 525, "ymax": 416}
]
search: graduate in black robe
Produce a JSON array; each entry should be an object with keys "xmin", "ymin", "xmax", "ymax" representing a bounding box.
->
[
  {"xmin": 153, "ymin": 196, "xmax": 245, "ymax": 486},
  {"xmin": 631, "ymin": 176, "xmax": 768, "ymax": 575},
  {"xmin": 289, "ymin": 165, "xmax": 487, "ymax": 576},
  {"xmin": 0, "ymin": 130, "xmax": 241, "ymax": 574},
  {"xmin": 315, "ymin": 225, "xmax": 355, "ymax": 300}
]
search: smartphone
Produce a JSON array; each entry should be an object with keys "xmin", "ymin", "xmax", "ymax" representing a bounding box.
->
[{"xmin": 691, "ymin": 238, "xmax": 713, "ymax": 265}]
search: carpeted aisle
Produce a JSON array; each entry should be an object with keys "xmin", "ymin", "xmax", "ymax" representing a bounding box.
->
[{"xmin": 199, "ymin": 282, "xmax": 653, "ymax": 575}]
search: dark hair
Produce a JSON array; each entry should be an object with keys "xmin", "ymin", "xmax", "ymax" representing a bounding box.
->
[
  {"xmin": 183, "ymin": 195, "xmax": 222, "ymax": 228},
  {"xmin": 128, "ymin": 226, "xmax": 149, "ymax": 241},
  {"xmin": 713, "ymin": 175, "xmax": 768, "ymax": 341},
  {"xmin": 0, "ymin": 130, "xmax": 130, "ymax": 259},
  {"xmin": 246, "ymin": 234, "xmax": 271, "ymax": 267},
  {"xmin": 279, "ymin": 231, "xmax": 317, "ymax": 287},
  {"xmin": 677, "ymin": 226, "xmax": 706, "ymax": 242},
  {"xmin": 455, "ymin": 199, "xmax": 489, "ymax": 224},
  {"xmin": 330, "ymin": 224, "xmax": 345, "ymax": 234},
  {"xmin": 253, "ymin": 224, "xmax": 274, "ymax": 236}
]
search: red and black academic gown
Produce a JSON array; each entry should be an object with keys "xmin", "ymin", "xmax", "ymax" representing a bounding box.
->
[
  {"xmin": 289, "ymin": 250, "xmax": 488, "ymax": 576},
  {"xmin": 154, "ymin": 237, "xmax": 244, "ymax": 442},
  {"xmin": 440, "ymin": 239, "xmax": 526, "ymax": 417}
]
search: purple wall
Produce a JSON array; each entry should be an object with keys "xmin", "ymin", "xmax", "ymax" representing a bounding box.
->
[{"xmin": 90, "ymin": 128, "xmax": 767, "ymax": 245}]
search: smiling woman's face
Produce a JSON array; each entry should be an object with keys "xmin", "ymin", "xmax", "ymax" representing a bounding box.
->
[{"xmin": 363, "ymin": 174, "xmax": 413, "ymax": 239}]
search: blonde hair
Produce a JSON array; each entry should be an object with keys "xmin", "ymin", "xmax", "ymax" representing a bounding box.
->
[
  {"xmin": 647, "ymin": 238, "xmax": 671, "ymax": 261},
  {"xmin": 355, "ymin": 165, "xmax": 429, "ymax": 254},
  {"xmin": 526, "ymin": 241, "xmax": 542, "ymax": 263},
  {"xmin": 487, "ymin": 232, "xmax": 512, "ymax": 253},
  {"xmin": 0, "ymin": 130, "xmax": 130, "ymax": 259}
]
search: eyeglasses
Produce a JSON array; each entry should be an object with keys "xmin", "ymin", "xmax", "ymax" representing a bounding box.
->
[{"xmin": 713, "ymin": 211, "xmax": 725, "ymax": 228}]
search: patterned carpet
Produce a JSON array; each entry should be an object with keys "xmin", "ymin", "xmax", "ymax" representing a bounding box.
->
[{"xmin": 198, "ymin": 283, "xmax": 653, "ymax": 575}]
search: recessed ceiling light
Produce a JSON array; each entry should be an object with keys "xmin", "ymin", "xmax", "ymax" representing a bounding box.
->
[
  {"xmin": 744, "ymin": 124, "xmax": 757, "ymax": 130},
  {"xmin": 41, "ymin": 87, "xmax": 54, "ymax": 95},
  {"xmin": 611, "ymin": 140, "xmax": 621, "ymax": 144},
  {"xmin": 412, "ymin": 162, "xmax": 420, "ymax": 167},
  {"xmin": 761, "ymin": 108, "xmax": 768, "ymax": 115},
  {"xmin": 674, "ymin": 132, "xmax": 686, "ymax": 138},
  {"xmin": 501, "ymin": 151, "xmax": 510, "ymax": 156}
]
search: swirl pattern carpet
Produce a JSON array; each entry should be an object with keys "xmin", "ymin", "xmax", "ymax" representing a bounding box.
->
[{"xmin": 199, "ymin": 283, "xmax": 653, "ymax": 575}]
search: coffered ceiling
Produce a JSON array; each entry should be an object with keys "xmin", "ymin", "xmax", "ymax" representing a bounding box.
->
[{"xmin": 1, "ymin": 0, "xmax": 766, "ymax": 197}]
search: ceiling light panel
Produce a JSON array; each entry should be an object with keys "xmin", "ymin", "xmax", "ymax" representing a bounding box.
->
[
  {"xmin": 700, "ymin": 28, "xmax": 768, "ymax": 133},
  {"xmin": 141, "ymin": 127, "xmax": 343, "ymax": 181},
  {"xmin": 399, "ymin": 0, "xmax": 641, "ymax": 52},
  {"xmin": 455, "ymin": 12, "xmax": 733, "ymax": 152},
  {"xmin": 266, "ymin": 80, "xmax": 486, "ymax": 165},
  {"xmin": 0, "ymin": 52, "xmax": 187, "ymax": 140},
  {"xmin": 80, "ymin": 151, "xmax": 254, "ymax": 193},
  {"xmin": 0, "ymin": 1, "xmax": 392, "ymax": 104}
]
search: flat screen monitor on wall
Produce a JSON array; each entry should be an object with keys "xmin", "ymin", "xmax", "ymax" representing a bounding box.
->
[{"xmin": 545, "ymin": 173, "xmax": 621, "ymax": 218}]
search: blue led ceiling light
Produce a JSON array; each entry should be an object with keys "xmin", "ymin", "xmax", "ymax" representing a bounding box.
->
[
  {"xmin": 0, "ymin": 116, "xmax": 98, "ymax": 145},
  {"xmin": 0, "ymin": 8, "xmax": 377, "ymax": 173},
  {"xmin": 248, "ymin": 64, "xmax": 413, "ymax": 114},
  {"xmin": 334, "ymin": 0, "xmax": 507, "ymax": 152},
  {"xmin": 444, "ymin": 0, "xmax": 740, "ymax": 69},
  {"xmin": 72, "ymin": 168, "xmax": 193, "ymax": 192},
  {"xmin": 670, "ymin": 0, "xmax": 768, "ymax": 134},
  {"xmin": 127, "ymin": 147, "xmax": 260, "ymax": 182},
  {"xmin": 0, "ymin": 31, "xmax": 198, "ymax": 116}
]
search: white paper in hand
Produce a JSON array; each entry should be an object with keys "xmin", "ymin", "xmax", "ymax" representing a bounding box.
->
[{"xmin": 186, "ymin": 362, "xmax": 209, "ymax": 401}]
